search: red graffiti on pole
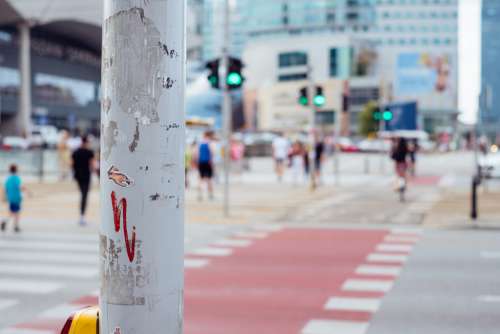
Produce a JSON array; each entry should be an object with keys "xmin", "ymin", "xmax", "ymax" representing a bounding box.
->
[{"xmin": 111, "ymin": 191, "xmax": 137, "ymax": 262}]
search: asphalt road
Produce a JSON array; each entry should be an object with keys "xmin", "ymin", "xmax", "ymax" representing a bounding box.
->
[{"xmin": 368, "ymin": 228, "xmax": 500, "ymax": 334}]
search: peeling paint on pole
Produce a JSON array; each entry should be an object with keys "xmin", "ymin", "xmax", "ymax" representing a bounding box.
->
[{"xmin": 100, "ymin": 1, "xmax": 185, "ymax": 333}]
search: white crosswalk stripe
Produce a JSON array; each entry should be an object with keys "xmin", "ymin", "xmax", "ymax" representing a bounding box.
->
[
  {"xmin": 0, "ymin": 233, "xmax": 98, "ymax": 313},
  {"xmin": 0, "ymin": 279, "xmax": 62, "ymax": 294}
]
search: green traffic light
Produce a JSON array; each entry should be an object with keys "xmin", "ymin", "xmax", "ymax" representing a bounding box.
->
[
  {"xmin": 313, "ymin": 95, "xmax": 326, "ymax": 107},
  {"xmin": 227, "ymin": 72, "xmax": 243, "ymax": 86},
  {"xmin": 383, "ymin": 111, "xmax": 393, "ymax": 121},
  {"xmin": 208, "ymin": 75, "xmax": 218, "ymax": 85},
  {"xmin": 373, "ymin": 111, "xmax": 382, "ymax": 121},
  {"xmin": 299, "ymin": 96, "xmax": 309, "ymax": 106}
]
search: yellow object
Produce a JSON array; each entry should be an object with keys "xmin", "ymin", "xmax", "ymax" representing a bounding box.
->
[{"xmin": 60, "ymin": 307, "xmax": 99, "ymax": 334}]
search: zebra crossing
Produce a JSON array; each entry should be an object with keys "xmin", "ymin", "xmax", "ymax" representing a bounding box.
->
[
  {"xmin": 0, "ymin": 224, "xmax": 259, "ymax": 332},
  {"xmin": 0, "ymin": 232, "xmax": 99, "ymax": 330}
]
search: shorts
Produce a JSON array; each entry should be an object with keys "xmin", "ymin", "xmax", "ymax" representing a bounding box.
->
[
  {"xmin": 198, "ymin": 162, "xmax": 213, "ymax": 179},
  {"xmin": 314, "ymin": 158, "xmax": 322, "ymax": 171},
  {"xmin": 9, "ymin": 202, "xmax": 21, "ymax": 213},
  {"xmin": 275, "ymin": 158, "xmax": 285, "ymax": 165}
]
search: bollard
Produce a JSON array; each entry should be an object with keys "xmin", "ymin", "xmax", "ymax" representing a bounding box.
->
[
  {"xmin": 60, "ymin": 307, "xmax": 99, "ymax": 334},
  {"xmin": 471, "ymin": 175, "xmax": 479, "ymax": 220}
]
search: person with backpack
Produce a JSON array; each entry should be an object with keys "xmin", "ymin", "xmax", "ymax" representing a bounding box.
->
[{"xmin": 197, "ymin": 131, "xmax": 215, "ymax": 201}]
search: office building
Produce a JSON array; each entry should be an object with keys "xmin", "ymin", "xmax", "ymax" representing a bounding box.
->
[{"xmin": 480, "ymin": 0, "xmax": 500, "ymax": 141}]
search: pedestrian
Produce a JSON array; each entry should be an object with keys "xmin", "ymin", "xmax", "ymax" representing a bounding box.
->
[
  {"xmin": 57, "ymin": 130, "xmax": 71, "ymax": 180},
  {"xmin": 1, "ymin": 164, "xmax": 30, "ymax": 233},
  {"xmin": 408, "ymin": 140, "xmax": 418, "ymax": 177},
  {"xmin": 289, "ymin": 141, "xmax": 304, "ymax": 185},
  {"xmin": 197, "ymin": 131, "xmax": 215, "ymax": 201},
  {"xmin": 272, "ymin": 132, "xmax": 290, "ymax": 182},
  {"xmin": 390, "ymin": 137, "xmax": 409, "ymax": 191},
  {"xmin": 185, "ymin": 141, "xmax": 196, "ymax": 189},
  {"xmin": 314, "ymin": 137, "xmax": 325, "ymax": 184},
  {"xmin": 72, "ymin": 135, "xmax": 96, "ymax": 226},
  {"xmin": 230, "ymin": 136, "xmax": 245, "ymax": 176}
]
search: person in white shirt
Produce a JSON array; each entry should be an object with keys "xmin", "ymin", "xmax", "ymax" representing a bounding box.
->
[{"xmin": 272, "ymin": 133, "xmax": 290, "ymax": 182}]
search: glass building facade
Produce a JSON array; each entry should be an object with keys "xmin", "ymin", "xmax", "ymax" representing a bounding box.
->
[
  {"xmin": 0, "ymin": 28, "xmax": 101, "ymax": 133},
  {"xmin": 203, "ymin": 0, "xmax": 458, "ymax": 60},
  {"xmin": 480, "ymin": 0, "xmax": 500, "ymax": 140}
]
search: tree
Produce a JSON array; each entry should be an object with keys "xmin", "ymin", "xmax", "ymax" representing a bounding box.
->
[{"xmin": 358, "ymin": 101, "xmax": 379, "ymax": 137}]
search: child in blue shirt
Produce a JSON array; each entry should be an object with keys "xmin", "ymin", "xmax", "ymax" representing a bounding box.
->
[{"xmin": 1, "ymin": 164, "xmax": 29, "ymax": 233}]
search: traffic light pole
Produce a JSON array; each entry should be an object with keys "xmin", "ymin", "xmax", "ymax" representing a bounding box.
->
[
  {"xmin": 379, "ymin": 80, "xmax": 387, "ymax": 174},
  {"xmin": 100, "ymin": 1, "xmax": 185, "ymax": 333},
  {"xmin": 334, "ymin": 109, "xmax": 341, "ymax": 186},
  {"xmin": 307, "ymin": 66, "xmax": 318, "ymax": 190},
  {"xmin": 222, "ymin": 0, "xmax": 232, "ymax": 217}
]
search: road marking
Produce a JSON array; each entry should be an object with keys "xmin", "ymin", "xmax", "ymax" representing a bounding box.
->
[
  {"xmin": 233, "ymin": 231, "xmax": 269, "ymax": 239},
  {"xmin": 376, "ymin": 244, "xmax": 413, "ymax": 253},
  {"xmin": 184, "ymin": 259, "xmax": 210, "ymax": 268},
  {"xmin": 189, "ymin": 247, "xmax": 233, "ymax": 257},
  {"xmin": 390, "ymin": 228, "xmax": 423, "ymax": 235},
  {"xmin": 302, "ymin": 320, "xmax": 368, "ymax": 334},
  {"xmin": 367, "ymin": 253, "xmax": 408, "ymax": 263},
  {"xmin": 0, "ymin": 251, "xmax": 97, "ymax": 265},
  {"xmin": 0, "ymin": 263, "xmax": 98, "ymax": 278},
  {"xmin": 0, "ymin": 279, "xmax": 61, "ymax": 294},
  {"xmin": 0, "ymin": 299, "xmax": 18, "ymax": 311},
  {"xmin": 39, "ymin": 303, "xmax": 82, "ymax": 319},
  {"xmin": 480, "ymin": 252, "xmax": 500, "ymax": 259},
  {"xmin": 2, "ymin": 232, "xmax": 98, "ymax": 243},
  {"xmin": 356, "ymin": 265, "xmax": 401, "ymax": 277},
  {"xmin": 0, "ymin": 240, "xmax": 97, "ymax": 253},
  {"xmin": 324, "ymin": 297, "xmax": 381, "ymax": 312},
  {"xmin": 384, "ymin": 235, "xmax": 420, "ymax": 243},
  {"xmin": 213, "ymin": 239, "xmax": 252, "ymax": 247},
  {"xmin": 252, "ymin": 224, "xmax": 283, "ymax": 232},
  {"xmin": 0, "ymin": 329, "xmax": 55, "ymax": 334},
  {"xmin": 342, "ymin": 279, "xmax": 394, "ymax": 293},
  {"xmin": 478, "ymin": 295, "xmax": 500, "ymax": 303}
]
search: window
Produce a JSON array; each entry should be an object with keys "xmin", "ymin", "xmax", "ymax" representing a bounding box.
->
[
  {"xmin": 278, "ymin": 52, "xmax": 308, "ymax": 68},
  {"xmin": 35, "ymin": 73, "xmax": 96, "ymax": 106},
  {"xmin": 0, "ymin": 67, "xmax": 20, "ymax": 95},
  {"xmin": 278, "ymin": 73, "xmax": 308, "ymax": 82},
  {"xmin": 330, "ymin": 48, "xmax": 338, "ymax": 77}
]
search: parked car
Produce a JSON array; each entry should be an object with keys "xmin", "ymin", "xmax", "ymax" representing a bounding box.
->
[
  {"xmin": 2, "ymin": 136, "xmax": 30, "ymax": 150},
  {"xmin": 358, "ymin": 139, "xmax": 391, "ymax": 153},
  {"xmin": 337, "ymin": 137, "xmax": 359, "ymax": 153}
]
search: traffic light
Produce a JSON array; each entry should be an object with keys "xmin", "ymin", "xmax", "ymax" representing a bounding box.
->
[
  {"xmin": 373, "ymin": 107, "xmax": 382, "ymax": 121},
  {"xmin": 227, "ymin": 57, "xmax": 244, "ymax": 90},
  {"xmin": 298, "ymin": 87, "xmax": 309, "ymax": 106},
  {"xmin": 206, "ymin": 59, "xmax": 220, "ymax": 89},
  {"xmin": 382, "ymin": 108, "xmax": 393, "ymax": 121},
  {"xmin": 313, "ymin": 86, "xmax": 326, "ymax": 107}
]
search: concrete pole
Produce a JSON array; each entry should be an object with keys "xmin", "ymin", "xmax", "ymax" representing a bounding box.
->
[
  {"xmin": 18, "ymin": 22, "xmax": 32, "ymax": 137},
  {"xmin": 222, "ymin": 0, "xmax": 232, "ymax": 217},
  {"xmin": 100, "ymin": 1, "xmax": 185, "ymax": 333}
]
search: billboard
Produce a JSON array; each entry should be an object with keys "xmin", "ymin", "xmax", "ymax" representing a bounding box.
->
[
  {"xmin": 385, "ymin": 102, "xmax": 418, "ymax": 131},
  {"xmin": 395, "ymin": 53, "xmax": 452, "ymax": 96}
]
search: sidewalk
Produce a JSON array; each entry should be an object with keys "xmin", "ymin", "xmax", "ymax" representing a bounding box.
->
[
  {"xmin": 423, "ymin": 188, "xmax": 500, "ymax": 228},
  {"xmin": 0, "ymin": 178, "xmax": 336, "ymax": 233}
]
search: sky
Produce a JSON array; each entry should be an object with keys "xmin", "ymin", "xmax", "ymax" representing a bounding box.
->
[{"xmin": 459, "ymin": 0, "xmax": 481, "ymax": 124}]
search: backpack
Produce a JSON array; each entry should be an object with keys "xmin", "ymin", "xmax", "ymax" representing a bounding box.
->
[{"xmin": 198, "ymin": 142, "xmax": 212, "ymax": 163}]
